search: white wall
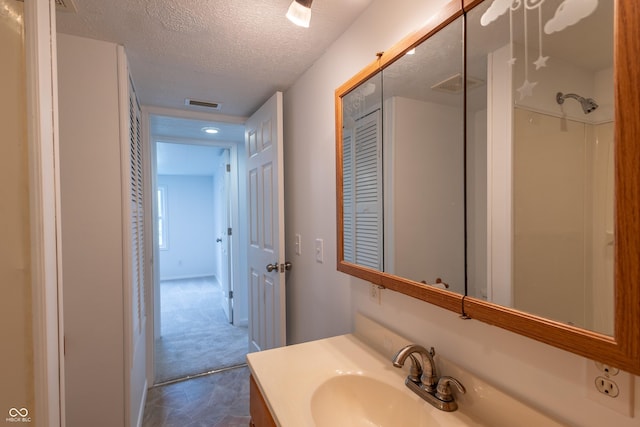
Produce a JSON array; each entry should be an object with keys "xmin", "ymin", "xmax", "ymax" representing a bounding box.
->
[
  {"xmin": 284, "ymin": 0, "xmax": 452, "ymax": 345},
  {"xmin": 385, "ymin": 97, "xmax": 465, "ymax": 293},
  {"xmin": 158, "ymin": 174, "xmax": 216, "ymax": 280},
  {"xmin": 283, "ymin": 0, "xmax": 640, "ymax": 426},
  {"xmin": 466, "ymin": 108, "xmax": 487, "ymax": 299}
]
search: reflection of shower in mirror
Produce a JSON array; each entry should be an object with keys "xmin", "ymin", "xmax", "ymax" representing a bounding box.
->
[{"xmin": 556, "ymin": 91, "xmax": 599, "ymax": 114}]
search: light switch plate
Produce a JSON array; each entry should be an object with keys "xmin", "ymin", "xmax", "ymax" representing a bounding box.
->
[
  {"xmin": 295, "ymin": 233, "xmax": 301, "ymax": 255},
  {"xmin": 315, "ymin": 238, "xmax": 323, "ymax": 263}
]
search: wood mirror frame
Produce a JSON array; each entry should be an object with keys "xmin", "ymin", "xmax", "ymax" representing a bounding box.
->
[{"xmin": 335, "ymin": 0, "xmax": 640, "ymax": 375}]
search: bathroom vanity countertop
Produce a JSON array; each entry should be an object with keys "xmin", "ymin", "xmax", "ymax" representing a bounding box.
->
[
  {"xmin": 247, "ymin": 333, "xmax": 480, "ymax": 426},
  {"xmin": 247, "ymin": 316, "xmax": 568, "ymax": 427}
]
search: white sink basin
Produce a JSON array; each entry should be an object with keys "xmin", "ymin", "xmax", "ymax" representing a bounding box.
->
[
  {"xmin": 311, "ymin": 374, "xmax": 482, "ymax": 427},
  {"xmin": 311, "ymin": 375, "xmax": 426, "ymax": 426}
]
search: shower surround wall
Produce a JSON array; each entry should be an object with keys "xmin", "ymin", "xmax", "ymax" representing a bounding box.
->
[
  {"xmin": 512, "ymin": 109, "xmax": 614, "ymax": 333},
  {"xmin": 482, "ymin": 41, "xmax": 615, "ymax": 333},
  {"xmin": 283, "ymin": 0, "xmax": 639, "ymax": 426}
]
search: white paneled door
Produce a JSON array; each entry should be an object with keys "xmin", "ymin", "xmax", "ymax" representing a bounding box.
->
[{"xmin": 246, "ymin": 92, "xmax": 286, "ymax": 352}]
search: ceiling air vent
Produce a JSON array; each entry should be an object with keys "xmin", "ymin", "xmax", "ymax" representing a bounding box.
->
[
  {"xmin": 185, "ymin": 98, "xmax": 222, "ymax": 111},
  {"xmin": 431, "ymin": 73, "xmax": 484, "ymax": 94},
  {"xmin": 55, "ymin": 0, "xmax": 78, "ymax": 13}
]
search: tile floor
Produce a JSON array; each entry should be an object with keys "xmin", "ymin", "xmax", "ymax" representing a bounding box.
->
[{"xmin": 142, "ymin": 366, "xmax": 251, "ymax": 427}]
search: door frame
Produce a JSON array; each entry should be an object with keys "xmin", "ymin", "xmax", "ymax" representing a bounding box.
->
[{"xmin": 143, "ymin": 109, "xmax": 245, "ymax": 384}]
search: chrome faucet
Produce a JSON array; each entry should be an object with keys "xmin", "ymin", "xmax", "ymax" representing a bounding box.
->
[
  {"xmin": 392, "ymin": 344, "xmax": 465, "ymax": 412},
  {"xmin": 392, "ymin": 344, "xmax": 439, "ymax": 392}
]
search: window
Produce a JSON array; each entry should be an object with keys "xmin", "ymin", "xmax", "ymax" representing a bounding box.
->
[{"xmin": 157, "ymin": 186, "xmax": 168, "ymax": 249}]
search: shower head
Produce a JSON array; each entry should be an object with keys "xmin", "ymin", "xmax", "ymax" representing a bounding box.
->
[{"xmin": 556, "ymin": 92, "xmax": 599, "ymax": 114}]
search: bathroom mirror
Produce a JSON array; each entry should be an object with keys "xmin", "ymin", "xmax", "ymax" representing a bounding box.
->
[
  {"xmin": 336, "ymin": 0, "xmax": 640, "ymax": 374},
  {"xmin": 465, "ymin": 0, "xmax": 615, "ymax": 335}
]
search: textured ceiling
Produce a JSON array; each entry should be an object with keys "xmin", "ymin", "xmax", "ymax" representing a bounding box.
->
[
  {"xmin": 56, "ymin": 0, "xmax": 373, "ymax": 118},
  {"xmin": 150, "ymin": 114, "xmax": 245, "ymax": 142}
]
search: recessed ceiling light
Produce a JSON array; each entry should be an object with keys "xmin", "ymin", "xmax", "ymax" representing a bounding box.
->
[{"xmin": 201, "ymin": 127, "xmax": 220, "ymax": 134}]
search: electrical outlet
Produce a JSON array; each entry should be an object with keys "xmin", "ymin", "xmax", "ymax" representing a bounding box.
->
[
  {"xmin": 586, "ymin": 359, "xmax": 635, "ymax": 417},
  {"xmin": 369, "ymin": 284, "xmax": 381, "ymax": 305},
  {"xmin": 595, "ymin": 362, "xmax": 619, "ymax": 376},
  {"xmin": 595, "ymin": 376, "xmax": 619, "ymax": 397}
]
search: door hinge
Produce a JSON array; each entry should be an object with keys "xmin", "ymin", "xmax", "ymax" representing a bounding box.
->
[
  {"xmin": 227, "ymin": 227, "xmax": 232, "ymax": 236},
  {"xmin": 226, "ymin": 164, "xmax": 231, "ymax": 172},
  {"xmin": 228, "ymin": 290, "xmax": 233, "ymax": 299}
]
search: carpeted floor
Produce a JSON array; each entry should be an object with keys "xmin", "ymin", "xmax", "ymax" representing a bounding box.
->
[{"xmin": 155, "ymin": 277, "xmax": 248, "ymax": 383}]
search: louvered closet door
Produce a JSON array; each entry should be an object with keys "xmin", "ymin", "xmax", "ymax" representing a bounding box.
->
[
  {"xmin": 129, "ymin": 76, "xmax": 145, "ymax": 336},
  {"xmin": 122, "ymin": 49, "xmax": 147, "ymax": 427},
  {"xmin": 343, "ymin": 110, "xmax": 383, "ymax": 270}
]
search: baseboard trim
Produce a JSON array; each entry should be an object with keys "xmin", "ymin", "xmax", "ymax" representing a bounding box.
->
[
  {"xmin": 234, "ymin": 317, "xmax": 249, "ymax": 328},
  {"xmin": 159, "ymin": 274, "xmax": 216, "ymax": 282}
]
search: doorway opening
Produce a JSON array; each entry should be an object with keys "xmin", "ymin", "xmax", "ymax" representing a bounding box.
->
[{"xmin": 150, "ymin": 114, "xmax": 249, "ymax": 384}]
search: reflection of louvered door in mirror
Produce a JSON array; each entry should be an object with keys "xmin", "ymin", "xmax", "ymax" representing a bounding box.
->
[{"xmin": 342, "ymin": 110, "xmax": 382, "ymax": 270}]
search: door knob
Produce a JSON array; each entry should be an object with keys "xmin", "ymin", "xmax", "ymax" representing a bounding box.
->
[
  {"xmin": 282, "ymin": 262, "xmax": 292, "ymax": 271},
  {"xmin": 216, "ymin": 238, "xmax": 222, "ymax": 243},
  {"xmin": 266, "ymin": 263, "xmax": 279, "ymax": 272}
]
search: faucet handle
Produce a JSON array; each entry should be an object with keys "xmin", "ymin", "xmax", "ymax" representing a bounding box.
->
[{"xmin": 435, "ymin": 376, "xmax": 466, "ymax": 402}]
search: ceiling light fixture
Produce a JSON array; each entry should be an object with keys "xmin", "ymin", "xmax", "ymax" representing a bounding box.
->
[
  {"xmin": 201, "ymin": 127, "xmax": 220, "ymax": 134},
  {"xmin": 286, "ymin": 0, "xmax": 313, "ymax": 28}
]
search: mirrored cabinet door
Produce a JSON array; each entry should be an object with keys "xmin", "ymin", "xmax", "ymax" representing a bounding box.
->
[
  {"xmin": 381, "ymin": 17, "xmax": 465, "ymax": 294},
  {"xmin": 465, "ymin": 0, "xmax": 615, "ymax": 335}
]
